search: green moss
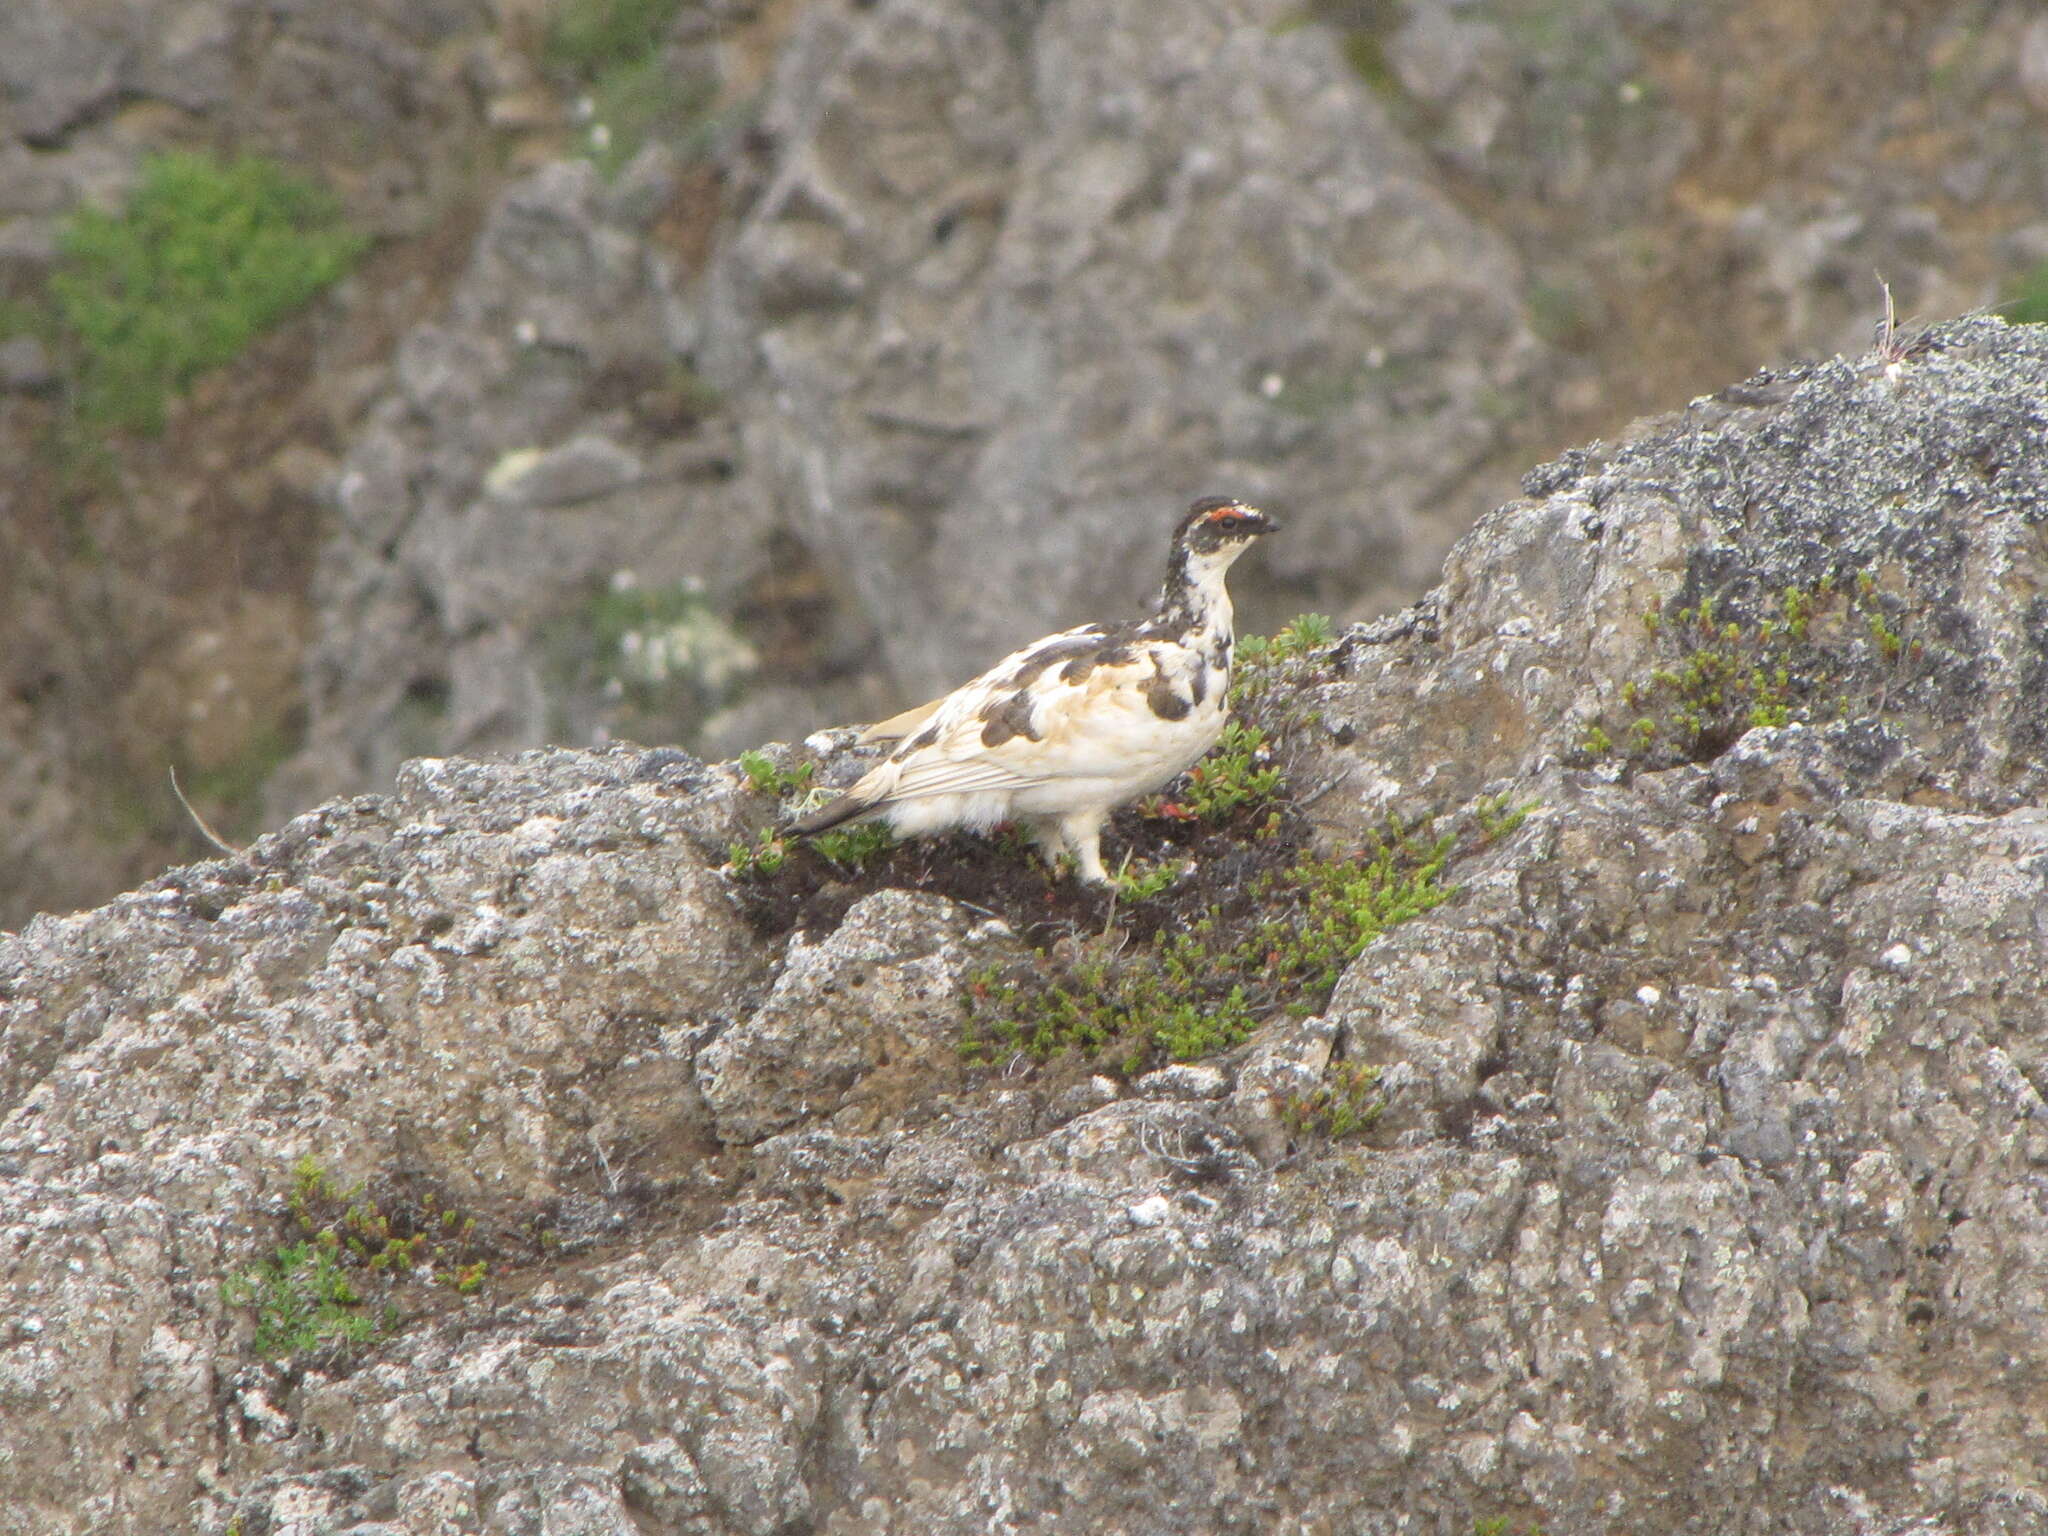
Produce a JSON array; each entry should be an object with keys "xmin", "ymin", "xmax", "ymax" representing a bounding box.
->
[
  {"xmin": 963, "ymin": 814, "xmax": 1461, "ymax": 1074},
  {"xmin": 222, "ymin": 1156, "xmax": 496, "ymax": 1362},
  {"xmin": 1581, "ymin": 571, "xmax": 1926, "ymax": 767},
  {"xmin": 48, "ymin": 151, "xmax": 365, "ymax": 434}
]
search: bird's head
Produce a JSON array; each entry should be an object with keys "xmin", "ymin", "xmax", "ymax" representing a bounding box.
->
[{"xmin": 1174, "ymin": 497, "xmax": 1278, "ymax": 564}]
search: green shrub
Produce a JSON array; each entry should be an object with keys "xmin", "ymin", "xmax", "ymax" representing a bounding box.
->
[
  {"xmin": 222, "ymin": 1240, "xmax": 386, "ymax": 1359},
  {"xmin": 49, "ymin": 151, "xmax": 365, "ymax": 433},
  {"xmin": 545, "ymin": 0, "xmax": 685, "ymax": 79},
  {"xmin": 962, "ymin": 817, "xmax": 1457, "ymax": 1074}
]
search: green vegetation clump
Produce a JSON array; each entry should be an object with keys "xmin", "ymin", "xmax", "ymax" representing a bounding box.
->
[
  {"xmin": 1230, "ymin": 612, "xmax": 1336, "ymax": 709},
  {"xmin": 727, "ymin": 744, "xmax": 896, "ymax": 876},
  {"xmin": 1170, "ymin": 721, "xmax": 1284, "ymax": 822},
  {"xmin": 1579, "ymin": 574, "xmax": 1929, "ymax": 767},
  {"xmin": 738, "ymin": 748, "xmax": 814, "ymax": 798},
  {"xmin": 1279, "ymin": 1060, "xmax": 1383, "ymax": 1140},
  {"xmin": 810, "ymin": 821, "xmax": 895, "ymax": 871},
  {"xmin": 221, "ymin": 1157, "xmax": 493, "ymax": 1362},
  {"xmin": 1110, "ymin": 858, "xmax": 1183, "ymax": 902},
  {"xmin": 1998, "ymin": 261, "xmax": 2048, "ymax": 326},
  {"xmin": 222, "ymin": 1239, "xmax": 386, "ymax": 1358},
  {"xmin": 726, "ymin": 826, "xmax": 789, "ymax": 877},
  {"xmin": 544, "ymin": 0, "xmax": 685, "ymax": 78},
  {"xmin": 543, "ymin": 0, "xmax": 719, "ymax": 176},
  {"xmin": 961, "ymin": 814, "xmax": 1460, "ymax": 1074},
  {"xmin": 47, "ymin": 151, "xmax": 365, "ymax": 433}
]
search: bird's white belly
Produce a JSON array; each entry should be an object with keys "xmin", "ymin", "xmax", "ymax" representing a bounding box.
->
[{"xmin": 1008, "ymin": 699, "xmax": 1226, "ymax": 817}]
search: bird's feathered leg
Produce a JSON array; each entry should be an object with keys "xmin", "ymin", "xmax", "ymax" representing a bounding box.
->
[
  {"xmin": 1016, "ymin": 816, "xmax": 1065, "ymax": 876},
  {"xmin": 1056, "ymin": 807, "xmax": 1112, "ymax": 887}
]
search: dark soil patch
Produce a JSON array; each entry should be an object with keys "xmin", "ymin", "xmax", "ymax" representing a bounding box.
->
[{"xmin": 730, "ymin": 794, "xmax": 1317, "ymax": 954}]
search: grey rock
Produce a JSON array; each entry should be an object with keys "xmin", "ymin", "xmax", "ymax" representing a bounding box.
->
[
  {"xmin": 699, "ymin": 0, "xmax": 1545, "ymax": 699},
  {"xmin": 484, "ymin": 435, "xmax": 646, "ymax": 508},
  {"xmin": 698, "ymin": 890, "xmax": 1021, "ymax": 1145},
  {"xmin": 10, "ymin": 320, "xmax": 2048, "ymax": 1533},
  {"xmin": 274, "ymin": 158, "xmax": 827, "ymax": 822},
  {"xmin": 0, "ymin": 334, "xmax": 55, "ymax": 393}
]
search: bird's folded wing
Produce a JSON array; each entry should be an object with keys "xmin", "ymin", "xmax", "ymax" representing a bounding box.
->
[
  {"xmin": 883, "ymin": 752, "xmax": 1040, "ymax": 798},
  {"xmin": 876, "ymin": 648, "xmax": 1196, "ymax": 803},
  {"xmin": 856, "ymin": 696, "xmax": 944, "ymax": 745}
]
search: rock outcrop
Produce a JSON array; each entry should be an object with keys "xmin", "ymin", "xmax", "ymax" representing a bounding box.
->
[
  {"xmin": 5, "ymin": 316, "xmax": 2046, "ymax": 1534},
  {"xmin": 9, "ymin": 0, "xmax": 2048, "ymax": 925}
]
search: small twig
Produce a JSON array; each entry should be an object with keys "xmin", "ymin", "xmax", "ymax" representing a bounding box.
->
[
  {"xmin": 1872, "ymin": 273, "xmax": 1929, "ymax": 366},
  {"xmin": 589, "ymin": 1127, "xmax": 621, "ymax": 1197},
  {"xmin": 169, "ymin": 766, "xmax": 246, "ymax": 857},
  {"xmin": 1101, "ymin": 848, "xmax": 1136, "ymax": 934}
]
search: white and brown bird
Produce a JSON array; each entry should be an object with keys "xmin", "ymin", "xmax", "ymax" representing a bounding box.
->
[{"xmin": 790, "ymin": 497, "xmax": 1278, "ymax": 884}]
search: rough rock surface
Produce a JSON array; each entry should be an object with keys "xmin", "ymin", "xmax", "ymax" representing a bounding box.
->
[
  {"xmin": 274, "ymin": 0, "xmax": 2048, "ymax": 828},
  {"xmin": 5, "ymin": 317, "xmax": 2048, "ymax": 1534},
  {"xmin": 11, "ymin": 0, "xmax": 2048, "ymax": 925},
  {"xmin": 0, "ymin": 0, "xmax": 521, "ymax": 929}
]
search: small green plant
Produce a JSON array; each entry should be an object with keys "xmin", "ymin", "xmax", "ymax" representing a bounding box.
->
[
  {"xmin": 1112, "ymin": 859, "xmax": 1183, "ymax": 902},
  {"xmin": 1857, "ymin": 572, "xmax": 1904, "ymax": 660},
  {"xmin": 1472, "ymin": 792, "xmax": 1536, "ymax": 844},
  {"xmin": 48, "ymin": 151, "xmax": 365, "ymax": 433},
  {"xmin": 737, "ymin": 749, "xmax": 814, "ymax": 798},
  {"xmin": 224, "ymin": 1156, "xmax": 494, "ymax": 1361},
  {"xmin": 1229, "ymin": 612, "xmax": 1342, "ymax": 735},
  {"xmin": 222, "ymin": 1240, "xmax": 385, "ymax": 1359},
  {"xmin": 810, "ymin": 822, "xmax": 895, "ymax": 871},
  {"xmin": 725, "ymin": 827, "xmax": 789, "ymax": 878},
  {"xmin": 1581, "ymin": 572, "xmax": 1928, "ymax": 767},
  {"xmin": 1279, "ymin": 1060, "xmax": 1382, "ymax": 1139},
  {"xmin": 1171, "ymin": 721, "xmax": 1283, "ymax": 822}
]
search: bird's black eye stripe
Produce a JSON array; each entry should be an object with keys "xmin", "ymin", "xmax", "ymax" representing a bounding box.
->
[{"xmin": 1216, "ymin": 515, "xmax": 1243, "ymax": 531}]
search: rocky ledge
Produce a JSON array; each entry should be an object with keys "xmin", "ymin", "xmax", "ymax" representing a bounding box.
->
[{"xmin": 4, "ymin": 317, "xmax": 2048, "ymax": 1535}]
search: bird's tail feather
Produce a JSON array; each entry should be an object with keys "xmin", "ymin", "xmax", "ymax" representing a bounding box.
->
[{"xmin": 788, "ymin": 793, "xmax": 876, "ymax": 837}]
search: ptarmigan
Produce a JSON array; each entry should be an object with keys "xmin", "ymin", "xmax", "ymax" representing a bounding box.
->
[{"xmin": 790, "ymin": 497, "xmax": 1278, "ymax": 884}]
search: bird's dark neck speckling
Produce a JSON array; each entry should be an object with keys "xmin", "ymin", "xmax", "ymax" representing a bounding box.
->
[{"xmin": 1155, "ymin": 543, "xmax": 1235, "ymax": 648}]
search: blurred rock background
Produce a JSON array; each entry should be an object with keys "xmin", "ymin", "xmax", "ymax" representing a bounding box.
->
[{"xmin": 5, "ymin": 0, "xmax": 2047, "ymax": 929}]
